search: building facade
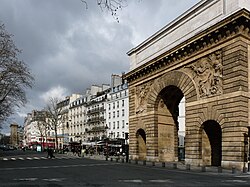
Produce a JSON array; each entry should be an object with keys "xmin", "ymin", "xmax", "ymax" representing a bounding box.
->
[
  {"xmin": 23, "ymin": 110, "xmax": 55, "ymax": 149},
  {"xmin": 86, "ymin": 85, "xmax": 110, "ymax": 142},
  {"xmin": 106, "ymin": 75, "xmax": 129, "ymax": 141}
]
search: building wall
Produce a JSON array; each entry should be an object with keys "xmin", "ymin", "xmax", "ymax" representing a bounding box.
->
[{"xmin": 106, "ymin": 83, "xmax": 129, "ymax": 140}]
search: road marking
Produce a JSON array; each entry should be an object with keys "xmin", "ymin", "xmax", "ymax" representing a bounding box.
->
[
  {"xmin": 149, "ymin": 179, "xmax": 173, "ymax": 183},
  {"xmin": 235, "ymin": 175, "xmax": 250, "ymax": 178},
  {"xmin": 222, "ymin": 180, "xmax": 247, "ymax": 183},
  {"xmin": 42, "ymin": 178, "xmax": 66, "ymax": 182},
  {"xmin": 119, "ymin": 179, "xmax": 143, "ymax": 183},
  {"xmin": 13, "ymin": 178, "xmax": 38, "ymax": 181}
]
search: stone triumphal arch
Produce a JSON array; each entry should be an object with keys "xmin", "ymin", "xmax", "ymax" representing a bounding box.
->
[{"xmin": 124, "ymin": 0, "xmax": 250, "ymax": 170}]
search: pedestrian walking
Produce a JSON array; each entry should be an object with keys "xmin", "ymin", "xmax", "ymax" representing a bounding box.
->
[{"xmin": 47, "ymin": 147, "xmax": 55, "ymax": 159}]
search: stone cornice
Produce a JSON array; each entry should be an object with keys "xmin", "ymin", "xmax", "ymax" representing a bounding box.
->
[{"xmin": 124, "ymin": 9, "xmax": 250, "ymax": 83}]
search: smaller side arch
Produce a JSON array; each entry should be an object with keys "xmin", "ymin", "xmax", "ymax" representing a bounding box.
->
[
  {"xmin": 199, "ymin": 120, "xmax": 222, "ymax": 167},
  {"xmin": 136, "ymin": 128, "xmax": 147, "ymax": 160}
]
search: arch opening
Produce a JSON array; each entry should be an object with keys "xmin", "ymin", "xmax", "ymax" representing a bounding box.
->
[
  {"xmin": 136, "ymin": 128, "xmax": 146, "ymax": 160},
  {"xmin": 201, "ymin": 120, "xmax": 222, "ymax": 166},
  {"xmin": 157, "ymin": 85, "xmax": 185, "ymax": 162}
]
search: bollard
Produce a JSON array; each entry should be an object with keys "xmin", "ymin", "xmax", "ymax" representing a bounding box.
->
[
  {"xmin": 201, "ymin": 166, "xmax": 206, "ymax": 172},
  {"xmin": 162, "ymin": 162, "xmax": 165, "ymax": 167},
  {"xmin": 152, "ymin": 161, "xmax": 155, "ymax": 166},
  {"xmin": 116, "ymin": 158, "xmax": 119, "ymax": 162},
  {"xmin": 218, "ymin": 166, "xmax": 222, "ymax": 173},
  {"xmin": 105, "ymin": 156, "xmax": 108, "ymax": 161},
  {"xmin": 232, "ymin": 166, "xmax": 236, "ymax": 174},
  {"xmin": 122, "ymin": 158, "xmax": 124, "ymax": 163},
  {"xmin": 173, "ymin": 163, "xmax": 177, "ymax": 169},
  {"xmin": 143, "ymin": 160, "xmax": 146, "ymax": 165},
  {"xmin": 135, "ymin": 160, "xmax": 138, "ymax": 164},
  {"xmin": 186, "ymin": 164, "xmax": 191, "ymax": 170},
  {"xmin": 243, "ymin": 167, "xmax": 247, "ymax": 173},
  {"xmin": 129, "ymin": 159, "xmax": 131, "ymax": 164},
  {"xmin": 110, "ymin": 157, "xmax": 113, "ymax": 162}
]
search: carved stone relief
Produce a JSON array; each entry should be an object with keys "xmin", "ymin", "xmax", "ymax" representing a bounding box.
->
[
  {"xmin": 186, "ymin": 51, "xmax": 222, "ymax": 98},
  {"xmin": 136, "ymin": 81, "xmax": 153, "ymax": 114}
]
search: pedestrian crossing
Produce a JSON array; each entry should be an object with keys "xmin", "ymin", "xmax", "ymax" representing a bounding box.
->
[{"xmin": 0, "ymin": 155, "xmax": 82, "ymax": 161}]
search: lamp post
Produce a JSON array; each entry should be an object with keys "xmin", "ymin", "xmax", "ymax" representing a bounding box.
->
[{"xmin": 125, "ymin": 132, "xmax": 129, "ymax": 163}]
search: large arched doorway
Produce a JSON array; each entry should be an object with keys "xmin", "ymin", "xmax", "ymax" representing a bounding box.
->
[
  {"xmin": 201, "ymin": 120, "xmax": 222, "ymax": 166},
  {"xmin": 136, "ymin": 129, "xmax": 146, "ymax": 160},
  {"xmin": 157, "ymin": 85, "xmax": 184, "ymax": 162}
]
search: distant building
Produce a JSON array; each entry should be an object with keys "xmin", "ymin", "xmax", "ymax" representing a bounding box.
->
[
  {"xmin": 68, "ymin": 94, "xmax": 88, "ymax": 143},
  {"xmin": 23, "ymin": 110, "xmax": 55, "ymax": 149},
  {"xmin": 86, "ymin": 85, "xmax": 110, "ymax": 142},
  {"xmin": 56, "ymin": 97, "xmax": 70, "ymax": 149},
  {"xmin": 106, "ymin": 75, "xmax": 129, "ymax": 141},
  {"xmin": 10, "ymin": 123, "xmax": 18, "ymax": 146}
]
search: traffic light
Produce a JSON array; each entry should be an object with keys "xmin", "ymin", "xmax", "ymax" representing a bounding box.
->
[{"xmin": 125, "ymin": 133, "xmax": 129, "ymax": 140}]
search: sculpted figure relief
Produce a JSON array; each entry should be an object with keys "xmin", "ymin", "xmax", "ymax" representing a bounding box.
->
[
  {"xmin": 188, "ymin": 51, "xmax": 222, "ymax": 98},
  {"xmin": 136, "ymin": 81, "xmax": 153, "ymax": 114}
]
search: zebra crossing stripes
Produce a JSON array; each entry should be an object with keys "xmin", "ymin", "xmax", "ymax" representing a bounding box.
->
[{"xmin": 1, "ymin": 155, "xmax": 82, "ymax": 161}]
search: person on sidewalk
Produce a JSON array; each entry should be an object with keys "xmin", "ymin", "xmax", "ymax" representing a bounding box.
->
[{"xmin": 47, "ymin": 147, "xmax": 55, "ymax": 159}]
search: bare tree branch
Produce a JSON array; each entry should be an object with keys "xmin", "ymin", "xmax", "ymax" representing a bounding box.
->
[
  {"xmin": 80, "ymin": 0, "xmax": 128, "ymax": 22},
  {"xmin": 45, "ymin": 97, "xmax": 63, "ymax": 151},
  {"xmin": 0, "ymin": 23, "xmax": 34, "ymax": 125}
]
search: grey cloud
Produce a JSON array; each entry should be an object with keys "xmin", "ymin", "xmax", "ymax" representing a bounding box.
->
[{"xmin": 0, "ymin": 0, "xmax": 200, "ymax": 134}]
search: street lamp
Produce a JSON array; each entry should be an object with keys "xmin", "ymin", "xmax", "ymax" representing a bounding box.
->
[{"xmin": 125, "ymin": 132, "xmax": 129, "ymax": 163}]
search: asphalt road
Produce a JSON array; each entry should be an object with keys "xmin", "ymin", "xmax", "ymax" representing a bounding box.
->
[{"xmin": 1, "ymin": 151, "xmax": 250, "ymax": 187}]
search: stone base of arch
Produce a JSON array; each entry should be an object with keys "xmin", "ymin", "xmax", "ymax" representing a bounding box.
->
[
  {"xmin": 185, "ymin": 159, "xmax": 203, "ymax": 167},
  {"xmin": 146, "ymin": 156, "xmax": 159, "ymax": 162}
]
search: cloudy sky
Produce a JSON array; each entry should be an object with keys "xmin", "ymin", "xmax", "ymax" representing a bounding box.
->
[{"xmin": 0, "ymin": 0, "xmax": 200, "ymax": 133}]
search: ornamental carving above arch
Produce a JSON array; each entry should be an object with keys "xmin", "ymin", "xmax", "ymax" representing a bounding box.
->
[
  {"xmin": 185, "ymin": 51, "xmax": 222, "ymax": 98},
  {"xmin": 135, "ymin": 80, "xmax": 153, "ymax": 114}
]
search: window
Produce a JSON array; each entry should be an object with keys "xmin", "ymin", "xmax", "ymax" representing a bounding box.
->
[
  {"xmin": 117, "ymin": 121, "xmax": 119, "ymax": 129},
  {"xmin": 122, "ymin": 120, "xmax": 125, "ymax": 128},
  {"xmin": 109, "ymin": 104, "xmax": 111, "ymax": 110},
  {"xmin": 117, "ymin": 111, "xmax": 119, "ymax": 117},
  {"xmin": 113, "ymin": 102, "xmax": 115, "ymax": 109},
  {"xmin": 122, "ymin": 109, "xmax": 125, "ymax": 117},
  {"xmin": 117, "ymin": 132, "xmax": 120, "ymax": 138},
  {"xmin": 122, "ymin": 100, "xmax": 125, "ymax": 107},
  {"xmin": 109, "ymin": 112, "xmax": 111, "ymax": 119},
  {"xmin": 113, "ymin": 122, "xmax": 115, "ymax": 129},
  {"xmin": 113, "ymin": 111, "xmax": 115, "ymax": 118},
  {"xmin": 117, "ymin": 101, "xmax": 119, "ymax": 108},
  {"xmin": 109, "ymin": 122, "xmax": 111, "ymax": 129}
]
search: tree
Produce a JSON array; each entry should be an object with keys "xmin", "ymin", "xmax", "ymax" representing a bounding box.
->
[
  {"xmin": 45, "ymin": 97, "xmax": 63, "ymax": 151},
  {"xmin": 0, "ymin": 23, "xmax": 34, "ymax": 126},
  {"xmin": 32, "ymin": 110, "xmax": 50, "ymax": 151}
]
